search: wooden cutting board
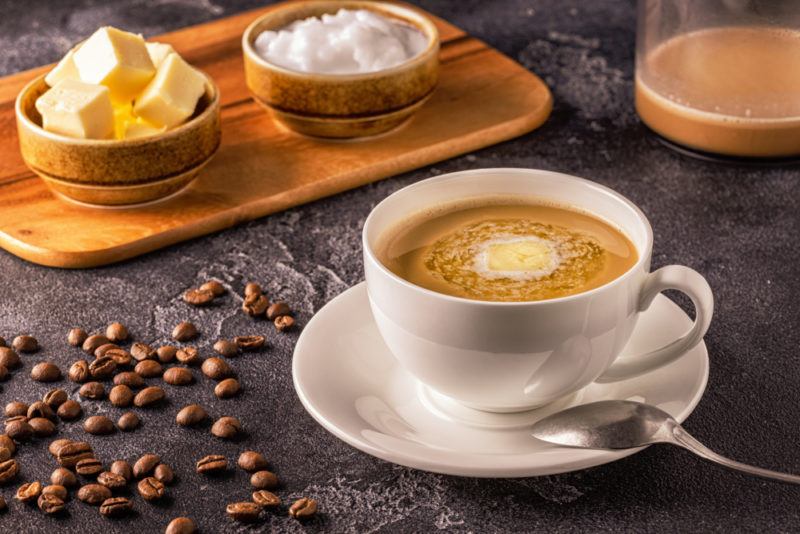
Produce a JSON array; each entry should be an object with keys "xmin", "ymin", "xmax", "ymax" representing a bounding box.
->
[{"xmin": 0, "ymin": 2, "xmax": 552, "ymax": 268}]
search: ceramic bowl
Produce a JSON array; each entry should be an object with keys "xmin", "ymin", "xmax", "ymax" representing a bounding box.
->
[
  {"xmin": 242, "ymin": 0, "xmax": 440, "ymax": 139},
  {"xmin": 15, "ymin": 73, "xmax": 221, "ymax": 207}
]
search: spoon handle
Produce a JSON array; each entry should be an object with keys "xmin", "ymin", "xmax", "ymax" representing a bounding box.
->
[{"xmin": 672, "ymin": 425, "xmax": 800, "ymax": 485}]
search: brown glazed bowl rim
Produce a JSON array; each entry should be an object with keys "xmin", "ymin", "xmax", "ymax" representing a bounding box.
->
[
  {"xmin": 242, "ymin": 0, "xmax": 440, "ymax": 81},
  {"xmin": 15, "ymin": 70, "xmax": 220, "ymax": 147}
]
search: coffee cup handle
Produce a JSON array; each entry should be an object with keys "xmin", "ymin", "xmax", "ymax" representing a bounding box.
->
[{"xmin": 596, "ymin": 265, "xmax": 714, "ymax": 383}]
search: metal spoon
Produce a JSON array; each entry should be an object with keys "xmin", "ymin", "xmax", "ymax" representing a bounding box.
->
[{"xmin": 531, "ymin": 400, "xmax": 800, "ymax": 484}]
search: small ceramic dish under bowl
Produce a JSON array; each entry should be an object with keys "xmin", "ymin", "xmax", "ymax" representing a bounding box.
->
[
  {"xmin": 15, "ymin": 73, "xmax": 221, "ymax": 207},
  {"xmin": 242, "ymin": 0, "xmax": 440, "ymax": 139}
]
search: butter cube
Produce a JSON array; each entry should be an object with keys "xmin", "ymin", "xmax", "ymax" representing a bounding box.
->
[
  {"xmin": 124, "ymin": 119, "xmax": 166, "ymax": 139},
  {"xmin": 73, "ymin": 27, "xmax": 155, "ymax": 102},
  {"xmin": 145, "ymin": 42, "xmax": 176, "ymax": 69},
  {"xmin": 35, "ymin": 79, "xmax": 114, "ymax": 139},
  {"xmin": 487, "ymin": 240, "xmax": 554, "ymax": 272},
  {"xmin": 45, "ymin": 49, "xmax": 80, "ymax": 87},
  {"xmin": 134, "ymin": 53, "xmax": 205, "ymax": 128}
]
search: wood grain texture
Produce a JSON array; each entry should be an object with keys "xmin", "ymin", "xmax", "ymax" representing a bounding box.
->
[{"xmin": 0, "ymin": 2, "xmax": 552, "ymax": 268}]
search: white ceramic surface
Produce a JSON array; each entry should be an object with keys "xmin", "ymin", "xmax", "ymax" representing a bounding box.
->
[
  {"xmin": 292, "ymin": 282, "xmax": 709, "ymax": 477},
  {"xmin": 363, "ymin": 169, "xmax": 714, "ymax": 411}
]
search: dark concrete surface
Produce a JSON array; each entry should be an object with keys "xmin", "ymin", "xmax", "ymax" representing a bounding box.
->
[{"xmin": 1, "ymin": 0, "xmax": 799, "ymax": 532}]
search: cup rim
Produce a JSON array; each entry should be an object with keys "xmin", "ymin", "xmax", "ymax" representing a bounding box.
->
[{"xmin": 362, "ymin": 168, "xmax": 654, "ymax": 307}]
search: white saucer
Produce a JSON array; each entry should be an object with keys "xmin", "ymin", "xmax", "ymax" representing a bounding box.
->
[{"xmin": 293, "ymin": 282, "xmax": 709, "ymax": 478}]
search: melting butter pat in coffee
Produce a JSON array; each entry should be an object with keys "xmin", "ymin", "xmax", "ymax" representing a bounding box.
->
[{"xmin": 481, "ymin": 238, "xmax": 558, "ymax": 278}]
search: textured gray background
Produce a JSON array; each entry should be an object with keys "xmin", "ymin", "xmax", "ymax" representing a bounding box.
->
[{"xmin": 1, "ymin": 0, "xmax": 800, "ymax": 532}]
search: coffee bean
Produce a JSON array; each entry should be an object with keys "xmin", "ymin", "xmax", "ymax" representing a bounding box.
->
[
  {"xmin": 106, "ymin": 322, "xmax": 129, "ymax": 343},
  {"xmin": 0, "ymin": 459, "xmax": 19, "ymax": 485},
  {"xmin": 201, "ymin": 357, "xmax": 233, "ymax": 380},
  {"xmin": 233, "ymin": 335, "xmax": 265, "ymax": 350},
  {"xmin": 175, "ymin": 347, "xmax": 201, "ymax": 365},
  {"xmin": 166, "ymin": 517, "xmax": 197, "ymax": 534},
  {"xmin": 76, "ymin": 457, "xmax": 104, "ymax": 476},
  {"xmin": 0, "ymin": 364, "xmax": 7, "ymax": 381},
  {"xmin": 31, "ymin": 361, "xmax": 62, "ymax": 382},
  {"xmin": 89, "ymin": 356, "xmax": 117, "ymax": 379},
  {"xmin": 78, "ymin": 483, "xmax": 111, "ymax": 505},
  {"xmin": 0, "ymin": 348, "xmax": 20, "ymax": 370},
  {"xmin": 28, "ymin": 400, "xmax": 56, "ymax": 421},
  {"xmin": 68, "ymin": 328, "xmax": 88, "ymax": 347},
  {"xmin": 172, "ymin": 321, "xmax": 199, "ymax": 342},
  {"xmin": 5, "ymin": 401, "xmax": 28, "ymax": 417},
  {"xmin": 43, "ymin": 388, "xmax": 68, "ymax": 408},
  {"xmin": 42, "ymin": 484, "xmax": 68, "ymax": 500},
  {"xmin": 51, "ymin": 468, "xmax": 77, "ymax": 487},
  {"xmin": 109, "ymin": 385, "xmax": 134, "ymax": 407},
  {"xmin": 213, "ymin": 339, "xmax": 238, "ymax": 357},
  {"xmin": 250, "ymin": 470, "xmax": 278, "ymax": 490},
  {"xmin": 157, "ymin": 345, "xmax": 178, "ymax": 363},
  {"xmin": 131, "ymin": 342, "xmax": 156, "ymax": 362},
  {"xmin": 0, "ymin": 434, "xmax": 13, "ymax": 455},
  {"xmin": 211, "ymin": 416, "xmax": 242, "ymax": 439},
  {"xmin": 183, "ymin": 288, "xmax": 215, "ymax": 306},
  {"xmin": 57, "ymin": 400, "xmax": 82, "ymax": 421},
  {"xmin": 0, "ymin": 447, "xmax": 10, "ymax": 462},
  {"xmin": 29, "ymin": 418, "xmax": 56, "ymax": 437},
  {"xmin": 226, "ymin": 501, "xmax": 262, "ymax": 522},
  {"xmin": 135, "ymin": 359, "xmax": 163, "ymax": 378},
  {"xmin": 6, "ymin": 419, "xmax": 33, "ymax": 441},
  {"xmin": 82, "ymin": 334, "xmax": 110, "ymax": 355},
  {"xmin": 114, "ymin": 371, "xmax": 145, "ymax": 388},
  {"xmin": 97, "ymin": 471, "xmax": 127, "ymax": 489},
  {"xmin": 94, "ymin": 343, "xmax": 120, "ymax": 358},
  {"xmin": 252, "ymin": 490, "xmax": 281, "ymax": 508},
  {"xmin": 163, "ymin": 367, "xmax": 194, "ymax": 386},
  {"xmin": 133, "ymin": 454, "xmax": 160, "ymax": 479},
  {"xmin": 154, "ymin": 464, "xmax": 174, "ymax": 485},
  {"xmin": 238, "ymin": 451, "xmax": 268, "ymax": 472},
  {"xmin": 79, "ymin": 381, "xmax": 105, "ymax": 400},
  {"xmin": 242, "ymin": 293, "xmax": 269, "ymax": 316},
  {"xmin": 105, "ymin": 347, "xmax": 133, "ymax": 367},
  {"xmin": 289, "ymin": 497, "xmax": 318, "ymax": 519},
  {"xmin": 134, "ymin": 386, "xmax": 165, "ymax": 407},
  {"xmin": 48, "ymin": 438, "xmax": 72, "ymax": 457},
  {"xmin": 266, "ymin": 301, "xmax": 291, "ymax": 321},
  {"xmin": 16, "ymin": 480, "xmax": 42, "ymax": 502},
  {"xmin": 244, "ymin": 282, "xmax": 262, "ymax": 298},
  {"xmin": 138, "ymin": 476, "xmax": 165, "ymax": 501},
  {"xmin": 176, "ymin": 404, "xmax": 207, "ymax": 426},
  {"xmin": 201, "ymin": 280, "xmax": 226, "ymax": 297},
  {"xmin": 100, "ymin": 496, "xmax": 133, "ymax": 517},
  {"xmin": 38, "ymin": 493, "xmax": 66, "ymax": 514},
  {"xmin": 196, "ymin": 454, "xmax": 227, "ymax": 474},
  {"xmin": 84, "ymin": 415, "xmax": 115, "ymax": 435},
  {"xmin": 111, "ymin": 460, "xmax": 133, "ymax": 481},
  {"xmin": 13, "ymin": 335, "xmax": 39, "ymax": 353},
  {"xmin": 56, "ymin": 441, "xmax": 94, "ymax": 468},
  {"xmin": 69, "ymin": 359, "xmax": 90, "ymax": 383},
  {"xmin": 118, "ymin": 412, "xmax": 140, "ymax": 431},
  {"xmin": 215, "ymin": 378, "xmax": 240, "ymax": 399},
  {"xmin": 274, "ymin": 315, "xmax": 296, "ymax": 332}
]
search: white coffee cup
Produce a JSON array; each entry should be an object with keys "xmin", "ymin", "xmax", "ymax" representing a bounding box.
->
[{"xmin": 363, "ymin": 168, "xmax": 713, "ymax": 412}]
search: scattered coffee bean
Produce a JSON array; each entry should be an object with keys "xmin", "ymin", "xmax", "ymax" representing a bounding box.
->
[
  {"xmin": 51, "ymin": 468, "xmax": 77, "ymax": 487},
  {"xmin": 275, "ymin": 315, "xmax": 296, "ymax": 332},
  {"xmin": 43, "ymin": 388, "xmax": 68, "ymax": 408},
  {"xmin": 49, "ymin": 439, "xmax": 72, "ymax": 457},
  {"xmin": 84, "ymin": 415, "xmax": 115, "ymax": 435},
  {"xmin": 233, "ymin": 335, "xmax": 265, "ymax": 350},
  {"xmin": 89, "ymin": 356, "xmax": 117, "ymax": 379},
  {"xmin": 94, "ymin": 343, "xmax": 120, "ymax": 358},
  {"xmin": 0, "ymin": 435, "xmax": 14, "ymax": 456},
  {"xmin": 57, "ymin": 400, "xmax": 82, "ymax": 421},
  {"xmin": 28, "ymin": 400, "xmax": 56, "ymax": 421},
  {"xmin": 111, "ymin": 460, "xmax": 134, "ymax": 481},
  {"xmin": 138, "ymin": 476, "xmax": 165, "ymax": 501},
  {"xmin": 100, "ymin": 496, "xmax": 133, "ymax": 517},
  {"xmin": 29, "ymin": 417, "xmax": 56, "ymax": 437},
  {"xmin": 118, "ymin": 412, "xmax": 141, "ymax": 431},
  {"xmin": 238, "ymin": 451, "xmax": 268, "ymax": 472},
  {"xmin": 242, "ymin": 293, "xmax": 269, "ymax": 316},
  {"xmin": 227, "ymin": 501, "xmax": 262, "ymax": 523},
  {"xmin": 196, "ymin": 454, "xmax": 227, "ymax": 474},
  {"xmin": 244, "ymin": 282, "xmax": 262, "ymax": 297},
  {"xmin": 135, "ymin": 359, "xmax": 163, "ymax": 378},
  {"xmin": 172, "ymin": 321, "xmax": 199, "ymax": 342},
  {"xmin": 213, "ymin": 339, "xmax": 238, "ymax": 357},
  {"xmin": 114, "ymin": 371, "xmax": 145, "ymax": 388},
  {"xmin": 105, "ymin": 347, "xmax": 133, "ymax": 367},
  {"xmin": 289, "ymin": 497, "xmax": 318, "ymax": 520},
  {"xmin": 157, "ymin": 345, "xmax": 178, "ymax": 363},
  {"xmin": 0, "ymin": 447, "xmax": 10, "ymax": 462},
  {"xmin": 175, "ymin": 347, "xmax": 201, "ymax": 365},
  {"xmin": 134, "ymin": 386, "xmax": 165, "ymax": 407},
  {"xmin": 211, "ymin": 416, "xmax": 242, "ymax": 439},
  {"xmin": 79, "ymin": 381, "xmax": 105, "ymax": 400},
  {"xmin": 0, "ymin": 348, "xmax": 20, "ymax": 369},
  {"xmin": 68, "ymin": 328, "xmax": 88, "ymax": 347},
  {"xmin": 176, "ymin": 404, "xmax": 207, "ymax": 426},
  {"xmin": 252, "ymin": 490, "xmax": 281, "ymax": 508},
  {"xmin": 31, "ymin": 361, "xmax": 62, "ymax": 382},
  {"xmin": 5, "ymin": 401, "xmax": 28, "ymax": 417},
  {"xmin": 13, "ymin": 335, "xmax": 39, "ymax": 353},
  {"xmin": 266, "ymin": 302, "xmax": 291, "ymax": 321},
  {"xmin": 109, "ymin": 385, "xmax": 134, "ymax": 408},
  {"xmin": 183, "ymin": 288, "xmax": 215, "ymax": 306},
  {"xmin": 56, "ymin": 441, "xmax": 94, "ymax": 468},
  {"xmin": 201, "ymin": 357, "xmax": 232, "ymax": 380},
  {"xmin": 0, "ymin": 364, "xmax": 7, "ymax": 381},
  {"xmin": 215, "ymin": 378, "xmax": 240, "ymax": 399},
  {"xmin": 163, "ymin": 367, "xmax": 194, "ymax": 386},
  {"xmin": 6, "ymin": 419, "xmax": 33, "ymax": 441},
  {"xmin": 131, "ymin": 342, "xmax": 156, "ymax": 362},
  {"xmin": 154, "ymin": 464, "xmax": 174, "ymax": 485},
  {"xmin": 0, "ymin": 459, "xmax": 19, "ymax": 485},
  {"xmin": 38, "ymin": 493, "xmax": 65, "ymax": 515},
  {"xmin": 97, "ymin": 471, "xmax": 127, "ymax": 489},
  {"xmin": 133, "ymin": 454, "xmax": 161, "ymax": 479},
  {"xmin": 69, "ymin": 359, "xmax": 91, "ymax": 383},
  {"xmin": 78, "ymin": 483, "xmax": 111, "ymax": 505},
  {"xmin": 106, "ymin": 322, "xmax": 129, "ymax": 343},
  {"xmin": 16, "ymin": 481, "xmax": 42, "ymax": 502},
  {"xmin": 250, "ymin": 470, "xmax": 278, "ymax": 490},
  {"xmin": 82, "ymin": 334, "xmax": 110, "ymax": 355},
  {"xmin": 76, "ymin": 457, "xmax": 104, "ymax": 476},
  {"xmin": 42, "ymin": 484, "xmax": 68, "ymax": 500},
  {"xmin": 166, "ymin": 517, "xmax": 198, "ymax": 534},
  {"xmin": 201, "ymin": 280, "xmax": 226, "ymax": 297}
]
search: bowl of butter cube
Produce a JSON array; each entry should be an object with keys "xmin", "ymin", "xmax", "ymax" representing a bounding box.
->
[{"xmin": 15, "ymin": 26, "xmax": 221, "ymax": 207}]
